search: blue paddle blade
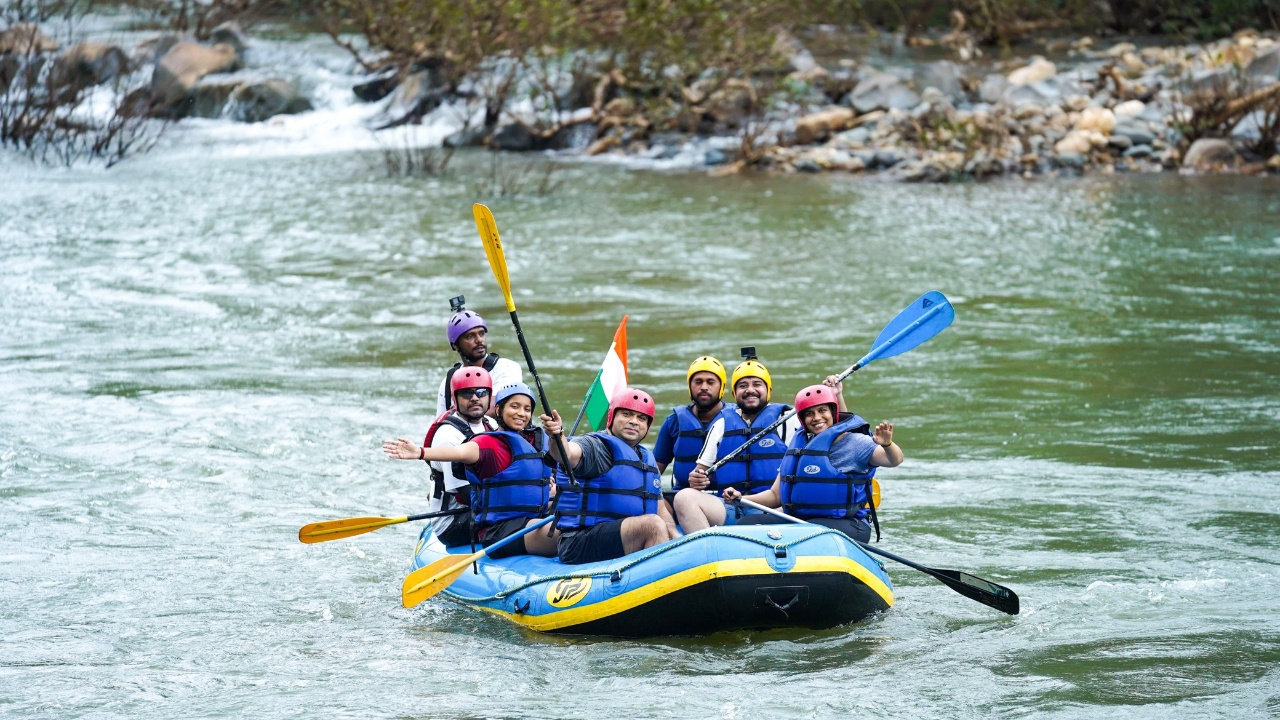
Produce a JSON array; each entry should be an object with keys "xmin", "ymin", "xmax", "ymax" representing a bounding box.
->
[{"xmin": 858, "ymin": 291, "xmax": 954, "ymax": 366}]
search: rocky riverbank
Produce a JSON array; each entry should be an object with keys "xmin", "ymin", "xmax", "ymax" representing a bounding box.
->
[{"xmin": 4, "ymin": 16, "xmax": 1279, "ymax": 179}]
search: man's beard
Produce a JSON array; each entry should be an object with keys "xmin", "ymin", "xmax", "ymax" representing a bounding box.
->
[
  {"xmin": 693, "ymin": 394, "xmax": 719, "ymax": 411},
  {"xmin": 463, "ymin": 344, "xmax": 487, "ymax": 362}
]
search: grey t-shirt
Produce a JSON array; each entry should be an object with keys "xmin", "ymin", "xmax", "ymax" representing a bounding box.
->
[
  {"xmin": 827, "ymin": 431, "xmax": 878, "ymax": 475},
  {"xmin": 566, "ymin": 433, "xmax": 620, "ymax": 480}
]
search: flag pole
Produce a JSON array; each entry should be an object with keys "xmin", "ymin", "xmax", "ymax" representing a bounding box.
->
[{"xmin": 569, "ymin": 368, "xmax": 602, "ymax": 436}]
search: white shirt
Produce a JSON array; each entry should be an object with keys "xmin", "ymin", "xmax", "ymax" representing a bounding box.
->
[
  {"xmin": 433, "ymin": 356, "xmax": 524, "ymax": 419},
  {"xmin": 426, "ymin": 414, "xmax": 498, "ymax": 536},
  {"xmin": 695, "ymin": 407, "xmax": 802, "ymax": 469}
]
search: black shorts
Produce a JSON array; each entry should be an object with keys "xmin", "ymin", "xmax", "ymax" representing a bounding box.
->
[
  {"xmin": 437, "ymin": 514, "xmax": 474, "ymax": 548},
  {"xmin": 477, "ymin": 516, "xmax": 534, "ymax": 559},
  {"xmin": 736, "ymin": 513, "xmax": 872, "ymax": 544},
  {"xmin": 556, "ymin": 520, "xmax": 626, "ymax": 565}
]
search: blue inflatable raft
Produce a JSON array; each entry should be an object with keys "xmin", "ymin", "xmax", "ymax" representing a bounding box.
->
[{"xmin": 411, "ymin": 524, "xmax": 894, "ymax": 636}]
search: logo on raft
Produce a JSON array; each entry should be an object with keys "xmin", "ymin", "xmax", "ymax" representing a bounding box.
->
[
  {"xmin": 546, "ymin": 577, "xmax": 592, "ymax": 608},
  {"xmin": 803, "ymin": 465, "xmax": 820, "ymax": 474},
  {"xmin": 759, "ymin": 439, "xmax": 775, "ymax": 447}
]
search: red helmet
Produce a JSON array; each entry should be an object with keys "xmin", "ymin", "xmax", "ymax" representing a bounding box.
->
[
  {"xmin": 451, "ymin": 367, "xmax": 493, "ymax": 396},
  {"xmin": 607, "ymin": 388, "xmax": 655, "ymax": 428},
  {"xmin": 794, "ymin": 384, "xmax": 838, "ymax": 418}
]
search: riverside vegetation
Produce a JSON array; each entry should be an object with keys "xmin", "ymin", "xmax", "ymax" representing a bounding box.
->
[{"xmin": 2, "ymin": 0, "xmax": 1279, "ymax": 178}]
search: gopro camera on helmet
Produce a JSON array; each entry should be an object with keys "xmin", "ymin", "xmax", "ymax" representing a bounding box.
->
[
  {"xmin": 449, "ymin": 295, "xmax": 466, "ymax": 313},
  {"xmin": 740, "ymin": 346, "xmax": 757, "ymax": 361}
]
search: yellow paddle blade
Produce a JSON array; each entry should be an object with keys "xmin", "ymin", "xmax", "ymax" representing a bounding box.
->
[
  {"xmin": 298, "ymin": 516, "xmax": 408, "ymax": 544},
  {"xmin": 473, "ymin": 203, "xmax": 516, "ymax": 312},
  {"xmin": 872, "ymin": 478, "xmax": 881, "ymax": 509},
  {"xmin": 401, "ymin": 550, "xmax": 485, "ymax": 608}
]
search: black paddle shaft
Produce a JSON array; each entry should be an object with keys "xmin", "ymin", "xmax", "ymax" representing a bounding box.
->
[
  {"xmin": 706, "ymin": 362, "xmax": 864, "ymax": 474},
  {"xmin": 405, "ymin": 507, "xmax": 468, "ymax": 522},
  {"xmin": 852, "ymin": 540, "xmax": 1020, "ymax": 616},
  {"xmin": 507, "ymin": 310, "xmax": 579, "ymax": 488}
]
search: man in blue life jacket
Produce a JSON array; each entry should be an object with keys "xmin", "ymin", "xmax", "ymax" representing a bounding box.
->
[
  {"xmin": 672, "ymin": 350, "xmax": 801, "ymax": 531},
  {"xmin": 652, "ymin": 356, "xmax": 731, "ymax": 502},
  {"xmin": 541, "ymin": 388, "xmax": 681, "ymax": 564},
  {"xmin": 723, "ymin": 381, "xmax": 903, "ymax": 543},
  {"xmin": 436, "ymin": 295, "xmax": 523, "ymax": 418}
]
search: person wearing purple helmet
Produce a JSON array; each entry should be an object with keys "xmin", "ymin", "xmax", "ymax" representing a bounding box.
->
[{"xmin": 436, "ymin": 295, "xmax": 523, "ymax": 419}]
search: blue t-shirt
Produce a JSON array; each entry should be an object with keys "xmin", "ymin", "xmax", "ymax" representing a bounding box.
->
[
  {"xmin": 652, "ymin": 404, "xmax": 721, "ymax": 465},
  {"xmin": 827, "ymin": 431, "xmax": 878, "ymax": 475}
]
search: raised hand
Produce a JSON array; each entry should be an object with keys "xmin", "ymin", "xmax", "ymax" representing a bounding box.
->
[
  {"xmin": 873, "ymin": 422, "xmax": 894, "ymax": 447},
  {"xmin": 541, "ymin": 409, "xmax": 563, "ymax": 436},
  {"xmin": 823, "ymin": 374, "xmax": 843, "ymax": 394},
  {"xmin": 383, "ymin": 438, "xmax": 422, "ymax": 460}
]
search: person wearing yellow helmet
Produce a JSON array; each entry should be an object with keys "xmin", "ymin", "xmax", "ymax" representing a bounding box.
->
[
  {"xmin": 672, "ymin": 348, "xmax": 803, "ymax": 531},
  {"xmin": 652, "ymin": 356, "xmax": 731, "ymax": 501}
]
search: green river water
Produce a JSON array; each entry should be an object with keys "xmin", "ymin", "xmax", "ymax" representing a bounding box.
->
[{"xmin": 2, "ymin": 146, "xmax": 1278, "ymax": 718}]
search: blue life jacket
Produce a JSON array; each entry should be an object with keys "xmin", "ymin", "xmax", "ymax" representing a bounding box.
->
[
  {"xmin": 779, "ymin": 414, "xmax": 880, "ymax": 538},
  {"xmin": 467, "ymin": 429, "xmax": 553, "ymax": 527},
  {"xmin": 555, "ymin": 432, "xmax": 661, "ymax": 530},
  {"xmin": 670, "ymin": 403, "xmax": 729, "ymax": 490},
  {"xmin": 711, "ymin": 403, "xmax": 791, "ymax": 495}
]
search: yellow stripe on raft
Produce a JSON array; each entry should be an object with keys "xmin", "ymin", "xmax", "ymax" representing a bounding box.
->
[{"xmin": 452, "ymin": 555, "xmax": 894, "ymax": 632}]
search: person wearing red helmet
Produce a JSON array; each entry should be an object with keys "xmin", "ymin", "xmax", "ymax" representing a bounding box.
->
[
  {"xmin": 436, "ymin": 296, "xmax": 523, "ymax": 418},
  {"xmin": 387, "ymin": 366, "xmax": 499, "ymax": 546},
  {"xmin": 722, "ymin": 379, "xmax": 903, "ymax": 543},
  {"xmin": 384, "ymin": 383, "xmax": 559, "ymax": 557},
  {"xmin": 541, "ymin": 388, "xmax": 680, "ymax": 564}
]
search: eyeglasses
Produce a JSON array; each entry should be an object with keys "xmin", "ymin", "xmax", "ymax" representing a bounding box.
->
[{"xmin": 457, "ymin": 388, "xmax": 490, "ymax": 400}]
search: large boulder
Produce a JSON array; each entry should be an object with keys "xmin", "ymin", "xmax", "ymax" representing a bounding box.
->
[
  {"xmin": 133, "ymin": 34, "xmax": 182, "ymax": 64},
  {"xmin": 150, "ymin": 42, "xmax": 240, "ymax": 114},
  {"xmin": 1246, "ymin": 48, "xmax": 1280, "ymax": 80},
  {"xmin": 1008, "ymin": 58, "xmax": 1056, "ymax": 86},
  {"xmin": 353, "ymin": 68, "xmax": 399, "ymax": 102},
  {"xmin": 209, "ymin": 21, "xmax": 248, "ymax": 57},
  {"xmin": 378, "ymin": 68, "xmax": 448, "ymax": 127},
  {"xmin": 0, "ymin": 23, "xmax": 59, "ymax": 54},
  {"xmin": 491, "ymin": 121, "xmax": 534, "ymax": 151},
  {"xmin": 189, "ymin": 77, "xmax": 242, "ymax": 118},
  {"xmin": 53, "ymin": 42, "xmax": 129, "ymax": 90},
  {"xmin": 1182, "ymin": 138, "xmax": 1238, "ymax": 170},
  {"xmin": 793, "ymin": 107, "xmax": 855, "ymax": 145},
  {"xmin": 847, "ymin": 71, "xmax": 919, "ymax": 114},
  {"xmin": 226, "ymin": 78, "xmax": 311, "ymax": 122},
  {"xmin": 915, "ymin": 60, "xmax": 963, "ymax": 101}
]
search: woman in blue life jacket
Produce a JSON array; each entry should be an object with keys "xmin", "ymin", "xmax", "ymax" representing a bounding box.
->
[
  {"xmin": 383, "ymin": 384, "xmax": 558, "ymax": 558},
  {"xmin": 721, "ymin": 382, "xmax": 903, "ymax": 543}
]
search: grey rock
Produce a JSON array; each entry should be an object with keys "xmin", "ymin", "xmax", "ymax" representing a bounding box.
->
[
  {"xmin": 53, "ymin": 42, "xmax": 129, "ymax": 90},
  {"xmin": 705, "ymin": 148, "xmax": 729, "ymax": 166},
  {"xmin": 823, "ymin": 68, "xmax": 859, "ymax": 101},
  {"xmin": 227, "ymin": 78, "xmax": 311, "ymax": 122},
  {"xmin": 492, "ymin": 122, "xmax": 534, "ymax": 151},
  {"xmin": 189, "ymin": 77, "xmax": 242, "ymax": 118},
  {"xmin": 134, "ymin": 34, "xmax": 182, "ymax": 63},
  {"xmin": 1182, "ymin": 138, "xmax": 1237, "ymax": 169},
  {"xmin": 1112, "ymin": 123, "xmax": 1155, "ymax": 147},
  {"xmin": 209, "ymin": 21, "xmax": 248, "ymax": 57},
  {"xmin": 795, "ymin": 158, "xmax": 822, "ymax": 173},
  {"xmin": 904, "ymin": 162, "xmax": 950, "ymax": 183},
  {"xmin": 1002, "ymin": 80, "xmax": 1061, "ymax": 107},
  {"xmin": 916, "ymin": 60, "xmax": 963, "ymax": 101},
  {"xmin": 353, "ymin": 68, "xmax": 399, "ymax": 102},
  {"xmin": 980, "ymin": 74, "xmax": 1007, "ymax": 104},
  {"xmin": 550, "ymin": 122, "xmax": 596, "ymax": 151},
  {"xmin": 872, "ymin": 148, "xmax": 901, "ymax": 169},
  {"xmin": 848, "ymin": 72, "xmax": 919, "ymax": 113},
  {"xmin": 378, "ymin": 69, "xmax": 448, "ymax": 127},
  {"xmin": 1056, "ymin": 152, "xmax": 1087, "ymax": 168},
  {"xmin": 150, "ymin": 42, "xmax": 241, "ymax": 116},
  {"xmin": 834, "ymin": 126, "xmax": 869, "ymax": 145},
  {"xmin": 444, "ymin": 125, "xmax": 487, "ymax": 148},
  {"xmin": 1107, "ymin": 134, "xmax": 1133, "ymax": 150},
  {"xmin": 853, "ymin": 150, "xmax": 878, "ymax": 167},
  {"xmin": 1123, "ymin": 144, "xmax": 1153, "ymax": 158},
  {"xmin": 1245, "ymin": 48, "xmax": 1280, "ymax": 79}
]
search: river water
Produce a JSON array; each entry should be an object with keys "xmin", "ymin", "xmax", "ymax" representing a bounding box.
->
[{"xmin": 3, "ymin": 47, "xmax": 1280, "ymax": 718}]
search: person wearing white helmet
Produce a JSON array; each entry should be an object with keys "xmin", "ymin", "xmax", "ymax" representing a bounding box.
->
[{"xmin": 435, "ymin": 295, "xmax": 523, "ymax": 418}]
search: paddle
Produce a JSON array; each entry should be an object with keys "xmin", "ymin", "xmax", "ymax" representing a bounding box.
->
[
  {"xmin": 402, "ymin": 515, "xmax": 556, "ymax": 608},
  {"xmin": 472, "ymin": 204, "xmax": 579, "ymax": 490},
  {"xmin": 705, "ymin": 291, "xmax": 955, "ymax": 476},
  {"xmin": 297, "ymin": 507, "xmax": 466, "ymax": 544},
  {"xmin": 737, "ymin": 498, "xmax": 1019, "ymax": 615}
]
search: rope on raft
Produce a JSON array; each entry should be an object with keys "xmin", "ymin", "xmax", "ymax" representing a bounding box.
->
[{"xmin": 441, "ymin": 526, "xmax": 874, "ymax": 604}]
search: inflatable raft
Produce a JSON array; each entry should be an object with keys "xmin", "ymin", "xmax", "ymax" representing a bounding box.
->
[{"xmin": 411, "ymin": 524, "xmax": 894, "ymax": 637}]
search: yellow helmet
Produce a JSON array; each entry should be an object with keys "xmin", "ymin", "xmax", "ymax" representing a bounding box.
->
[
  {"xmin": 730, "ymin": 359, "xmax": 773, "ymax": 402},
  {"xmin": 686, "ymin": 356, "xmax": 726, "ymax": 399}
]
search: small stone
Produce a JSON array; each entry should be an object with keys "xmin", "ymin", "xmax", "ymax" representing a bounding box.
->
[
  {"xmin": 1113, "ymin": 100, "xmax": 1145, "ymax": 117},
  {"xmin": 1105, "ymin": 42, "xmax": 1137, "ymax": 57},
  {"xmin": 915, "ymin": 60, "xmax": 963, "ymax": 101},
  {"xmin": 227, "ymin": 78, "xmax": 311, "ymax": 123},
  {"xmin": 1113, "ymin": 123, "xmax": 1155, "ymax": 146},
  {"xmin": 1055, "ymin": 130, "xmax": 1092, "ymax": 154},
  {"xmin": 704, "ymin": 148, "xmax": 728, "ymax": 166},
  {"xmin": 1107, "ymin": 134, "xmax": 1133, "ymax": 150},
  {"xmin": 795, "ymin": 158, "xmax": 822, "ymax": 173},
  {"xmin": 794, "ymin": 107, "xmax": 855, "ymax": 145},
  {"xmin": 873, "ymin": 148, "xmax": 902, "ymax": 168},
  {"xmin": 1075, "ymin": 107, "xmax": 1116, "ymax": 135},
  {"xmin": 1267, "ymin": 154, "xmax": 1280, "ymax": 170},
  {"xmin": 1008, "ymin": 58, "xmax": 1056, "ymax": 85},
  {"xmin": 980, "ymin": 74, "xmax": 1007, "ymax": 104},
  {"xmin": 848, "ymin": 72, "xmax": 920, "ymax": 114},
  {"xmin": 833, "ymin": 127, "xmax": 870, "ymax": 146},
  {"xmin": 1057, "ymin": 152, "xmax": 1086, "ymax": 168},
  {"xmin": 1182, "ymin": 138, "xmax": 1238, "ymax": 170},
  {"xmin": 1123, "ymin": 144, "xmax": 1153, "ymax": 158}
]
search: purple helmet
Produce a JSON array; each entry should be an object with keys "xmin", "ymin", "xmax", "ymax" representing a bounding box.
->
[{"xmin": 447, "ymin": 310, "xmax": 487, "ymax": 345}]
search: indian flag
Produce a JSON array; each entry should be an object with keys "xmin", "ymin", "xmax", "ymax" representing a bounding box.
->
[{"xmin": 581, "ymin": 316, "xmax": 629, "ymax": 432}]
